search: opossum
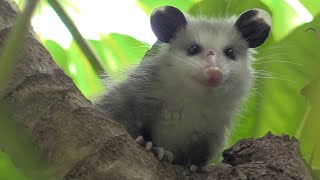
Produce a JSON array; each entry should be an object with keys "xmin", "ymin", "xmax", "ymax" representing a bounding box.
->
[{"xmin": 95, "ymin": 5, "xmax": 271, "ymax": 170}]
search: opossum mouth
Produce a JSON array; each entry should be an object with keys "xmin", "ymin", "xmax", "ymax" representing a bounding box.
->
[{"xmin": 198, "ymin": 67, "xmax": 223, "ymax": 87}]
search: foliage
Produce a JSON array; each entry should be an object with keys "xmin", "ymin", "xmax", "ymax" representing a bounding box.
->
[{"xmin": 1, "ymin": 0, "xmax": 320, "ymax": 179}]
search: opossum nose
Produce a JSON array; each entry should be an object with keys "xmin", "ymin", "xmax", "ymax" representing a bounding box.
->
[
  {"xmin": 203, "ymin": 48, "xmax": 216, "ymax": 66},
  {"xmin": 206, "ymin": 49, "xmax": 215, "ymax": 57}
]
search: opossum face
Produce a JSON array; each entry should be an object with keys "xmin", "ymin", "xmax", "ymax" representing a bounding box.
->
[{"xmin": 151, "ymin": 6, "xmax": 271, "ymax": 93}]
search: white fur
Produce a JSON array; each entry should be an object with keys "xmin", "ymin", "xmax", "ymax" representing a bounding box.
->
[{"xmin": 147, "ymin": 16, "xmax": 253, "ymax": 158}]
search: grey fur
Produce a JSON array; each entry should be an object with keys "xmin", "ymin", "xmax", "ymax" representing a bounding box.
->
[{"xmin": 96, "ymin": 53, "xmax": 163, "ymax": 139}]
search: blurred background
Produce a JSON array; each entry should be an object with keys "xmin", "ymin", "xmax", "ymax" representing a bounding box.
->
[{"xmin": 1, "ymin": 0, "xmax": 319, "ymax": 179}]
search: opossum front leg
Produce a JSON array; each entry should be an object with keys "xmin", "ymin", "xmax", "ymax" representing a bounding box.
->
[{"xmin": 135, "ymin": 135, "xmax": 174, "ymax": 163}]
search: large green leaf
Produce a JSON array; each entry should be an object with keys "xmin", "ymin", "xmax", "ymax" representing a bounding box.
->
[
  {"xmin": 252, "ymin": 15, "xmax": 320, "ymax": 136},
  {"xmin": 45, "ymin": 34, "xmax": 150, "ymax": 97},
  {"xmin": 90, "ymin": 33, "xmax": 150, "ymax": 77},
  {"xmin": 136, "ymin": 0, "xmax": 198, "ymax": 16},
  {"xmin": 189, "ymin": 0, "xmax": 270, "ymax": 18},
  {"xmin": 241, "ymin": 15, "xmax": 320, "ymax": 174},
  {"xmin": 68, "ymin": 41, "xmax": 103, "ymax": 97},
  {"xmin": 299, "ymin": 77, "xmax": 320, "ymax": 175},
  {"xmin": 45, "ymin": 40, "xmax": 103, "ymax": 98},
  {"xmin": 45, "ymin": 40, "xmax": 69, "ymax": 70},
  {"xmin": 232, "ymin": 17, "xmax": 320, "ymax": 173},
  {"xmin": 0, "ymin": 103, "xmax": 54, "ymax": 179},
  {"xmin": 260, "ymin": 0, "xmax": 305, "ymax": 41},
  {"xmin": 300, "ymin": 0, "xmax": 320, "ymax": 17},
  {"xmin": 0, "ymin": 151, "xmax": 27, "ymax": 180}
]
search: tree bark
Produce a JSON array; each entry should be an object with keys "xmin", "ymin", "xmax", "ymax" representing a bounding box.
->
[{"xmin": 0, "ymin": 0, "xmax": 313, "ymax": 179}]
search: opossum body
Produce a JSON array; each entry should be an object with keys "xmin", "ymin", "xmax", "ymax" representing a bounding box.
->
[{"xmin": 96, "ymin": 6, "xmax": 271, "ymax": 168}]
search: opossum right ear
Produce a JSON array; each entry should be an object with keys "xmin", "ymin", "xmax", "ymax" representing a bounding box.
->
[
  {"xmin": 235, "ymin": 9, "xmax": 272, "ymax": 48},
  {"xmin": 151, "ymin": 6, "xmax": 187, "ymax": 43}
]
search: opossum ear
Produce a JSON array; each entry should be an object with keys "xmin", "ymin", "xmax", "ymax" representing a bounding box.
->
[
  {"xmin": 235, "ymin": 9, "xmax": 271, "ymax": 48},
  {"xmin": 151, "ymin": 6, "xmax": 187, "ymax": 43}
]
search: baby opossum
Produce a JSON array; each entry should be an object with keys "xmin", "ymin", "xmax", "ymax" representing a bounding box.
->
[{"xmin": 95, "ymin": 6, "xmax": 271, "ymax": 169}]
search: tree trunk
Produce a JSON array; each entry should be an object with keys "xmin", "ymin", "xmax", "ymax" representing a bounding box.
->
[{"xmin": 0, "ymin": 0, "xmax": 313, "ymax": 179}]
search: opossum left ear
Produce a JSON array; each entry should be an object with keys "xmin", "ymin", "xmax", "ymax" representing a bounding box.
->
[
  {"xmin": 235, "ymin": 9, "xmax": 272, "ymax": 48},
  {"xmin": 150, "ymin": 6, "xmax": 187, "ymax": 43}
]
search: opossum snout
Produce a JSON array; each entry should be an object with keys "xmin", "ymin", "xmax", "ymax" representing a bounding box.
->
[{"xmin": 203, "ymin": 67, "xmax": 223, "ymax": 87}]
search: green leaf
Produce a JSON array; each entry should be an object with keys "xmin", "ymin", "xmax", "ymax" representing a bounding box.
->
[
  {"xmin": 260, "ymin": 0, "xmax": 309, "ymax": 41},
  {"xmin": 250, "ymin": 15, "xmax": 320, "ymax": 136},
  {"xmin": 239, "ymin": 15, "xmax": 320, "ymax": 172},
  {"xmin": 0, "ymin": 151, "xmax": 27, "ymax": 180},
  {"xmin": 90, "ymin": 33, "xmax": 150, "ymax": 77},
  {"xmin": 48, "ymin": 0, "xmax": 105, "ymax": 73},
  {"xmin": 44, "ymin": 40, "xmax": 103, "ymax": 98},
  {"xmin": 44, "ymin": 40, "xmax": 69, "ymax": 69},
  {"xmin": 67, "ymin": 41, "xmax": 103, "ymax": 97},
  {"xmin": 312, "ymin": 168, "xmax": 320, "ymax": 180},
  {"xmin": 300, "ymin": 0, "xmax": 320, "ymax": 17},
  {"xmin": 0, "ymin": 103, "xmax": 55, "ymax": 179},
  {"xmin": 299, "ymin": 77, "xmax": 320, "ymax": 170},
  {"xmin": 136, "ymin": 0, "xmax": 198, "ymax": 16},
  {"xmin": 189, "ymin": 0, "xmax": 270, "ymax": 18}
]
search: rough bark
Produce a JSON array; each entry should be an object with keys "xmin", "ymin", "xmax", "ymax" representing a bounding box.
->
[{"xmin": 0, "ymin": 0, "xmax": 313, "ymax": 179}]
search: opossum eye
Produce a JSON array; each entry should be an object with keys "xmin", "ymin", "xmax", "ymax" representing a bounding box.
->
[
  {"xmin": 187, "ymin": 44, "xmax": 201, "ymax": 56},
  {"xmin": 224, "ymin": 48, "xmax": 236, "ymax": 60}
]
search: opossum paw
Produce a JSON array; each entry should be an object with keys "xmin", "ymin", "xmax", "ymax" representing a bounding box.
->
[
  {"xmin": 145, "ymin": 141, "xmax": 153, "ymax": 151},
  {"xmin": 135, "ymin": 135, "xmax": 144, "ymax": 145},
  {"xmin": 190, "ymin": 165, "xmax": 199, "ymax": 172},
  {"xmin": 152, "ymin": 147, "xmax": 174, "ymax": 163},
  {"xmin": 134, "ymin": 136, "xmax": 174, "ymax": 163},
  {"xmin": 135, "ymin": 136, "xmax": 153, "ymax": 151}
]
